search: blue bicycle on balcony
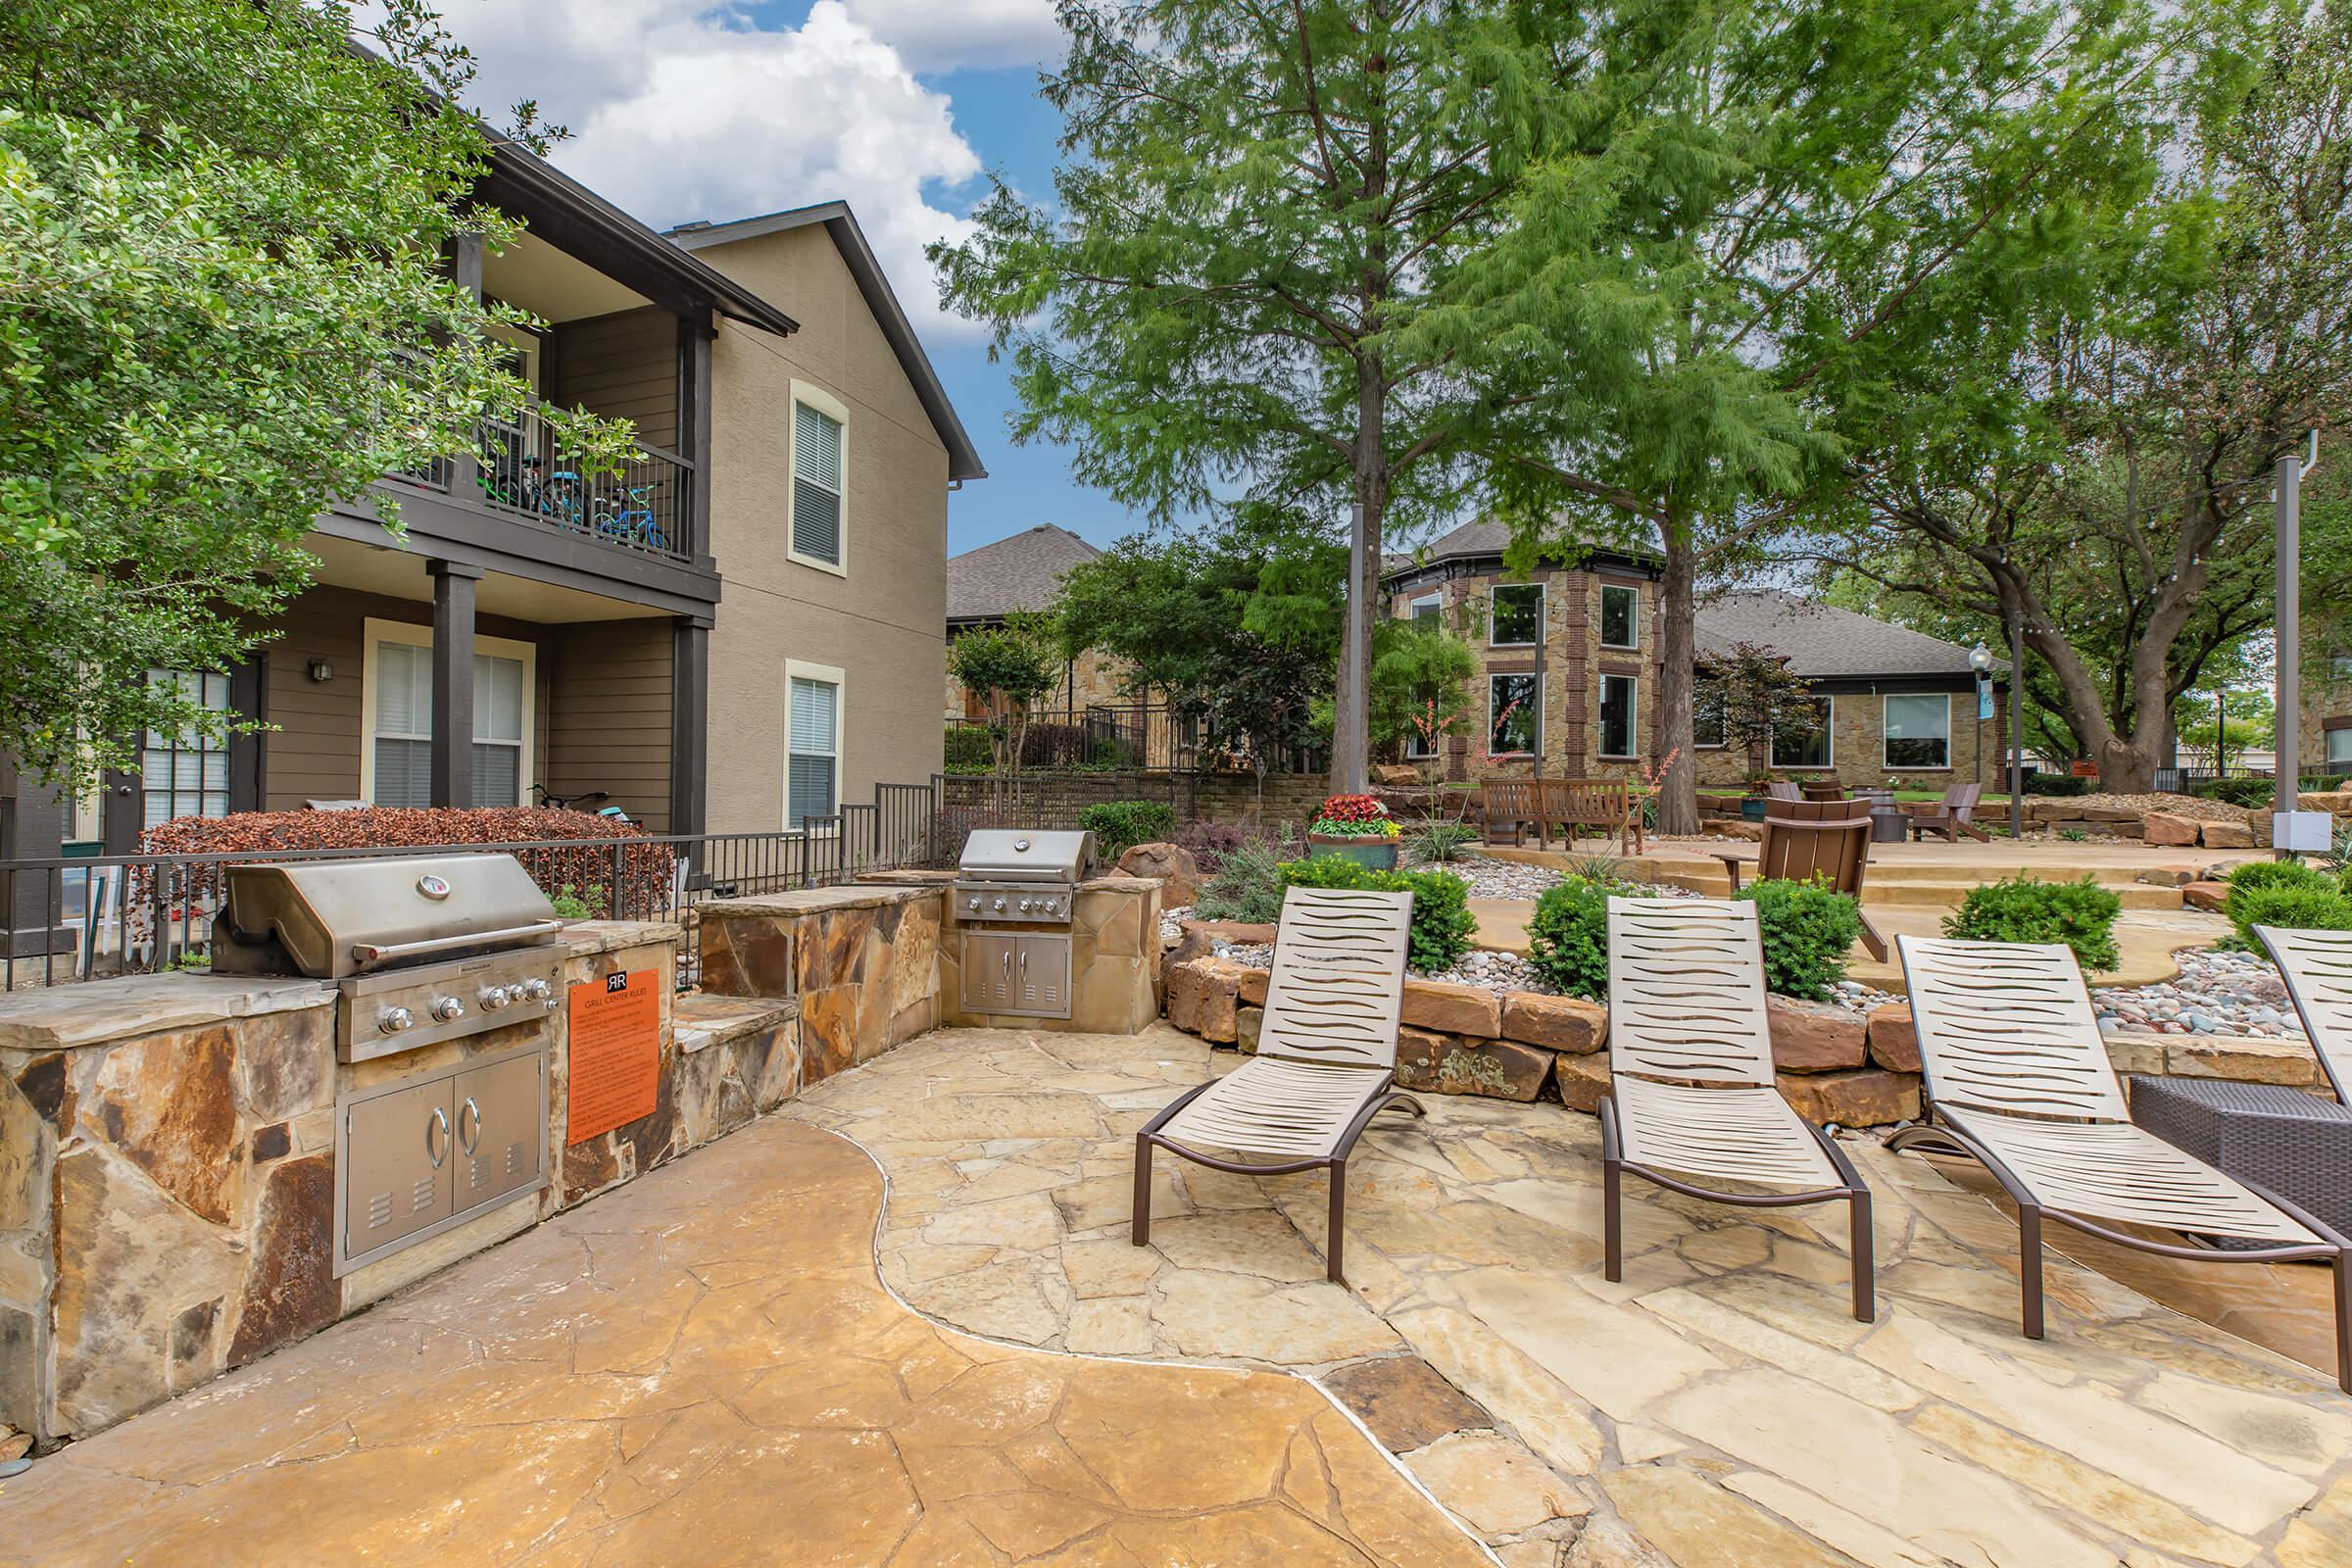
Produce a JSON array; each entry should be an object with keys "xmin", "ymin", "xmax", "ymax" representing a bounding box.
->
[{"xmin": 592, "ymin": 480, "xmax": 667, "ymax": 553}]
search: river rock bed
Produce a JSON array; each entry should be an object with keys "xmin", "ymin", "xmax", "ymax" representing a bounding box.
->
[{"xmin": 2093, "ymin": 947, "xmax": 2307, "ymax": 1038}]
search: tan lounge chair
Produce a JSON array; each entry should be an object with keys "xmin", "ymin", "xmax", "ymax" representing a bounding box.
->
[
  {"xmin": 2260, "ymin": 925, "xmax": 2352, "ymax": 1102},
  {"xmin": 1600, "ymin": 897, "xmax": 1876, "ymax": 1321},
  {"xmin": 1133, "ymin": 885, "xmax": 1423, "ymax": 1283},
  {"xmin": 1891, "ymin": 935, "xmax": 2350, "ymax": 1391}
]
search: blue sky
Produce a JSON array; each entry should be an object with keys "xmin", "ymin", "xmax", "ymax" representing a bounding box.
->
[{"xmin": 440, "ymin": 0, "xmax": 1128, "ymax": 560}]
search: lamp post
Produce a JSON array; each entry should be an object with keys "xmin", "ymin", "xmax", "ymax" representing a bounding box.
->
[
  {"xmin": 2007, "ymin": 607, "xmax": 2026, "ymax": 840},
  {"xmin": 1969, "ymin": 642, "xmax": 1992, "ymax": 789}
]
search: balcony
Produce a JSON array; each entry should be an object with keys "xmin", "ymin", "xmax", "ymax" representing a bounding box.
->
[{"xmin": 390, "ymin": 413, "xmax": 696, "ymax": 565}]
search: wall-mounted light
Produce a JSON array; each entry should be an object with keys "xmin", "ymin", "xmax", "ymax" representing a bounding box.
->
[{"xmin": 307, "ymin": 658, "xmax": 334, "ymax": 684}]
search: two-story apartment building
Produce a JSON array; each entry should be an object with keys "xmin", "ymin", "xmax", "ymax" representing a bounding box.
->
[
  {"xmin": 1384, "ymin": 521, "xmax": 2005, "ymax": 789},
  {"xmin": 0, "ymin": 152, "xmax": 980, "ymax": 877}
]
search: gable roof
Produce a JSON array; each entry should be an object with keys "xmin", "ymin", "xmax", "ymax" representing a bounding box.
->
[
  {"xmin": 1397, "ymin": 516, "xmax": 1665, "ymax": 571},
  {"xmin": 948, "ymin": 524, "xmax": 1102, "ymax": 622},
  {"xmin": 666, "ymin": 202, "xmax": 986, "ymax": 483},
  {"xmin": 1695, "ymin": 591, "xmax": 2000, "ymax": 680}
]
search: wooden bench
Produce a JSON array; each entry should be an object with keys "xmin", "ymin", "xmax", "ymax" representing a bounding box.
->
[{"xmin": 1479, "ymin": 778, "xmax": 1642, "ymax": 855}]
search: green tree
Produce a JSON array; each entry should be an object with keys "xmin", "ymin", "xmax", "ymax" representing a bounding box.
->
[
  {"xmin": 0, "ymin": 0, "xmax": 630, "ymax": 792},
  {"xmin": 1705, "ymin": 642, "xmax": 1815, "ymax": 787},
  {"xmin": 1367, "ymin": 616, "xmax": 1481, "ymax": 781},
  {"xmin": 947, "ymin": 616, "xmax": 1063, "ymax": 775},
  {"xmin": 932, "ymin": 0, "xmax": 1586, "ymax": 794},
  {"xmin": 1802, "ymin": 0, "xmax": 2352, "ymax": 791},
  {"xmin": 1473, "ymin": 0, "xmax": 2157, "ymax": 831}
]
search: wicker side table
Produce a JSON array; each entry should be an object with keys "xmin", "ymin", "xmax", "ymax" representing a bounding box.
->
[{"xmin": 2131, "ymin": 1075, "xmax": 2352, "ymax": 1248}]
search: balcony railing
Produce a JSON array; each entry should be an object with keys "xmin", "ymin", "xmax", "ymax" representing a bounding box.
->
[{"xmin": 384, "ymin": 412, "xmax": 696, "ymax": 565}]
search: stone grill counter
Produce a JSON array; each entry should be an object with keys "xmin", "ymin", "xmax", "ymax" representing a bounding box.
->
[{"xmin": 0, "ymin": 918, "xmax": 814, "ymax": 1448}]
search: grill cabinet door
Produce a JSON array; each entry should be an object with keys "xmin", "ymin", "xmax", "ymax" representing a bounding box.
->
[
  {"xmin": 344, "ymin": 1079, "xmax": 453, "ymax": 1262},
  {"xmin": 453, "ymin": 1051, "xmax": 545, "ymax": 1212},
  {"xmin": 1013, "ymin": 933, "xmax": 1070, "ymax": 1018},
  {"xmin": 962, "ymin": 933, "xmax": 1013, "ymax": 1014}
]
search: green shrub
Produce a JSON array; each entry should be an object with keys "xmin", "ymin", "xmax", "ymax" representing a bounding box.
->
[
  {"xmin": 2191, "ymin": 777, "xmax": 2276, "ymax": 810},
  {"xmin": 1193, "ymin": 839, "xmax": 1286, "ymax": 923},
  {"xmin": 2224, "ymin": 877, "xmax": 2352, "ymax": 951},
  {"xmin": 1277, "ymin": 856, "xmax": 1477, "ymax": 973},
  {"xmin": 2226, "ymin": 859, "xmax": 2328, "ymax": 897},
  {"xmin": 943, "ymin": 725, "xmax": 995, "ymax": 773},
  {"xmin": 2024, "ymin": 774, "xmax": 2094, "ymax": 797},
  {"xmin": 1525, "ymin": 876, "xmax": 1616, "ymax": 1000},
  {"xmin": 1941, "ymin": 874, "xmax": 2123, "ymax": 972},
  {"xmin": 1078, "ymin": 800, "xmax": 1177, "ymax": 858},
  {"xmin": 1404, "ymin": 816, "xmax": 1482, "ymax": 864},
  {"xmin": 1738, "ymin": 877, "xmax": 1865, "ymax": 1001}
]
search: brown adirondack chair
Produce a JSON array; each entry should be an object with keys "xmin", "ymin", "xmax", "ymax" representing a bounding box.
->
[
  {"xmin": 1801, "ymin": 781, "xmax": 1848, "ymax": 803},
  {"xmin": 1908, "ymin": 782, "xmax": 1988, "ymax": 843},
  {"xmin": 1479, "ymin": 780, "xmax": 1543, "ymax": 846},
  {"xmin": 1713, "ymin": 800, "xmax": 1889, "ymax": 961},
  {"xmin": 1766, "ymin": 781, "xmax": 1802, "ymax": 803}
]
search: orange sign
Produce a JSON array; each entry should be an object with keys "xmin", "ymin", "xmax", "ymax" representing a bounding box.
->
[{"xmin": 566, "ymin": 969, "xmax": 661, "ymax": 1144}]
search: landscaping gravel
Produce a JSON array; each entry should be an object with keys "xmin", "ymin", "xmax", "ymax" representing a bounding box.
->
[
  {"xmin": 2093, "ymin": 947, "xmax": 2309, "ymax": 1040},
  {"xmin": 1422, "ymin": 948, "xmax": 1558, "ymax": 994}
]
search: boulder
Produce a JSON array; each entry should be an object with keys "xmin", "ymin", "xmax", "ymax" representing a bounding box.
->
[
  {"xmin": 1865, "ymin": 1004, "xmax": 1920, "ymax": 1073},
  {"xmin": 1401, "ymin": 978, "xmax": 1503, "ymax": 1038},
  {"xmin": 1499, "ymin": 993, "xmax": 1608, "ymax": 1055},
  {"xmin": 2300, "ymin": 789, "xmax": 2352, "ymax": 816},
  {"xmin": 1395, "ymin": 1031, "xmax": 1552, "ymax": 1101},
  {"xmin": 2181, "ymin": 880, "xmax": 2231, "ymax": 913},
  {"xmin": 2141, "ymin": 811, "xmax": 2200, "ymax": 848},
  {"xmin": 1235, "ymin": 1004, "xmax": 1263, "ymax": 1055},
  {"xmin": 1775, "ymin": 1068, "xmax": 1921, "ymax": 1128},
  {"xmin": 1240, "ymin": 967, "xmax": 1269, "ymax": 1006},
  {"xmin": 2199, "ymin": 819, "xmax": 2254, "ymax": 850},
  {"xmin": 1766, "ymin": 997, "xmax": 1868, "ymax": 1073},
  {"xmin": 1116, "ymin": 842, "xmax": 1201, "ymax": 907},
  {"xmin": 1372, "ymin": 763, "xmax": 1426, "ymax": 788},
  {"xmin": 1702, "ymin": 820, "xmax": 1762, "ymax": 841},
  {"xmin": 1165, "ymin": 956, "xmax": 1250, "ymax": 1041},
  {"xmin": 1553, "ymin": 1051, "xmax": 1612, "ymax": 1114},
  {"xmin": 2136, "ymin": 865, "xmax": 2197, "ymax": 886}
]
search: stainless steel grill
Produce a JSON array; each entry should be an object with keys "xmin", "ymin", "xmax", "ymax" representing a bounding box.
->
[
  {"xmin": 953, "ymin": 829, "xmax": 1095, "ymax": 924},
  {"xmin": 953, "ymin": 830, "xmax": 1093, "ymax": 1018},
  {"xmin": 209, "ymin": 853, "xmax": 566, "ymax": 1276}
]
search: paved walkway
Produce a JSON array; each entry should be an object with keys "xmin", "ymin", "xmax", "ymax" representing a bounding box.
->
[
  {"xmin": 0, "ymin": 1117, "xmax": 1484, "ymax": 1567},
  {"xmin": 786, "ymin": 1025, "xmax": 2352, "ymax": 1568}
]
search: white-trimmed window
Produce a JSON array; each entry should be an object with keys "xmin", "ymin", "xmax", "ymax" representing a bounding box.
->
[
  {"xmin": 1883, "ymin": 694, "xmax": 1951, "ymax": 770},
  {"xmin": 1489, "ymin": 672, "xmax": 1539, "ymax": 756},
  {"xmin": 788, "ymin": 382, "xmax": 848, "ymax": 573},
  {"xmin": 1598, "ymin": 583, "xmax": 1640, "ymax": 650},
  {"xmin": 1491, "ymin": 583, "xmax": 1543, "ymax": 647},
  {"xmin": 1409, "ymin": 592, "xmax": 1442, "ymax": 621},
  {"xmin": 141, "ymin": 668, "xmax": 232, "ymax": 829},
  {"xmin": 361, "ymin": 619, "xmax": 535, "ymax": 808},
  {"xmin": 787, "ymin": 662, "xmax": 843, "ymax": 830},
  {"xmin": 1692, "ymin": 681, "xmax": 1727, "ymax": 749},
  {"xmin": 2328, "ymin": 727, "xmax": 2352, "ymax": 770},
  {"xmin": 1599, "ymin": 673, "xmax": 1638, "ymax": 759},
  {"xmin": 1771, "ymin": 696, "xmax": 1835, "ymax": 769}
]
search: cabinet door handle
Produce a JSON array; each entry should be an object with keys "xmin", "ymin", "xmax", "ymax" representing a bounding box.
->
[
  {"xmin": 458, "ymin": 1097, "xmax": 481, "ymax": 1156},
  {"xmin": 426, "ymin": 1105, "xmax": 450, "ymax": 1169},
  {"xmin": 1019, "ymin": 950, "xmax": 1029, "ymax": 986},
  {"xmin": 1001, "ymin": 950, "xmax": 1011, "ymax": 980}
]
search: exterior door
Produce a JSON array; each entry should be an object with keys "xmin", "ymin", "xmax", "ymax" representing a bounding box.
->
[{"xmin": 453, "ymin": 1051, "xmax": 545, "ymax": 1212}]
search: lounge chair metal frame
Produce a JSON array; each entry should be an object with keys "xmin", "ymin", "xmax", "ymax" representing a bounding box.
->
[
  {"xmin": 1890, "ymin": 934, "xmax": 2351, "ymax": 1392},
  {"xmin": 1599, "ymin": 897, "xmax": 1876, "ymax": 1321},
  {"xmin": 1133, "ymin": 885, "xmax": 1423, "ymax": 1284}
]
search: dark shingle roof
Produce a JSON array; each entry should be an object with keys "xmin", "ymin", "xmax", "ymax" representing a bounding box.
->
[
  {"xmin": 1402, "ymin": 516, "xmax": 1665, "ymax": 568},
  {"xmin": 947, "ymin": 524, "xmax": 1102, "ymax": 621},
  {"xmin": 1695, "ymin": 590, "xmax": 1999, "ymax": 679}
]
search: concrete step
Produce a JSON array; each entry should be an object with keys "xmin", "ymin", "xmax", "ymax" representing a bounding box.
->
[{"xmin": 1646, "ymin": 868, "xmax": 2185, "ymax": 911}]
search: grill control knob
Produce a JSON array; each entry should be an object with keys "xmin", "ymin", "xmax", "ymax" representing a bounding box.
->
[
  {"xmin": 1041, "ymin": 899, "xmax": 1059, "ymax": 915},
  {"xmin": 967, "ymin": 897, "xmax": 982, "ymax": 912},
  {"xmin": 377, "ymin": 1005, "xmax": 415, "ymax": 1035},
  {"xmin": 519, "ymin": 978, "xmax": 551, "ymax": 1003},
  {"xmin": 1018, "ymin": 899, "xmax": 1033, "ymax": 913},
  {"xmin": 478, "ymin": 985, "xmax": 512, "ymax": 1010},
  {"xmin": 430, "ymin": 995, "xmax": 466, "ymax": 1022},
  {"xmin": 991, "ymin": 897, "xmax": 1006, "ymax": 912}
]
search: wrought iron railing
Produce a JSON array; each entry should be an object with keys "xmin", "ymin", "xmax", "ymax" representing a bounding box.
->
[
  {"xmin": 471, "ymin": 415, "xmax": 694, "ymax": 564},
  {"xmin": 0, "ymin": 785, "xmax": 944, "ymax": 993}
]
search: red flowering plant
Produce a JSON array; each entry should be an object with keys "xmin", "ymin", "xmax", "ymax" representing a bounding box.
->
[{"xmin": 1309, "ymin": 793, "xmax": 1399, "ymax": 839}]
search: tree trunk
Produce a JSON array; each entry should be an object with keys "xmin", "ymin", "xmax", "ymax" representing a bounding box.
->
[
  {"xmin": 1655, "ymin": 529, "xmax": 1699, "ymax": 836},
  {"xmin": 1332, "ymin": 362, "xmax": 1387, "ymax": 796}
]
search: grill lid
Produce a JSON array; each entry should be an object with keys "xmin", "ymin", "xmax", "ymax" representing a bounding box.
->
[
  {"xmin": 956, "ymin": 829, "xmax": 1095, "ymax": 883},
  {"xmin": 217, "ymin": 854, "xmax": 563, "ymax": 979}
]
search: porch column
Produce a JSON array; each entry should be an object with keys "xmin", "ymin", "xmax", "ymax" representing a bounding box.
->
[
  {"xmin": 675, "ymin": 312, "xmax": 713, "ymax": 564},
  {"xmin": 449, "ymin": 233, "xmax": 486, "ymax": 499},
  {"xmin": 669, "ymin": 615, "xmax": 710, "ymax": 838},
  {"xmin": 429, "ymin": 560, "xmax": 482, "ymax": 808}
]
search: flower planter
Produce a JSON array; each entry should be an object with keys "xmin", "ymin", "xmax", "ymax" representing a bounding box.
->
[
  {"xmin": 1307, "ymin": 834, "xmax": 1400, "ymax": 870},
  {"xmin": 1740, "ymin": 797, "xmax": 1770, "ymax": 822}
]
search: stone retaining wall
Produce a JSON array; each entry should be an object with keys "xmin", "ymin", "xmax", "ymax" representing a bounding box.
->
[{"xmin": 1159, "ymin": 957, "xmax": 2338, "ymax": 1125}]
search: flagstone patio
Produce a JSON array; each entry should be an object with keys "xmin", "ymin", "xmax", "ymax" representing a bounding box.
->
[{"xmin": 783, "ymin": 1024, "xmax": 2352, "ymax": 1568}]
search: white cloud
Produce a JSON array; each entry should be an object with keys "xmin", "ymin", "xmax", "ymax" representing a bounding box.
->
[
  {"xmin": 429, "ymin": 1, "xmax": 989, "ymax": 337},
  {"xmin": 839, "ymin": 0, "xmax": 1062, "ymax": 74}
]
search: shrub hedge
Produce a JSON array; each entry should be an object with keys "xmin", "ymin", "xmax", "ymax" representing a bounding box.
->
[
  {"xmin": 1525, "ymin": 876, "xmax": 1861, "ymax": 1002},
  {"xmin": 137, "ymin": 807, "xmax": 674, "ymax": 917},
  {"xmin": 1077, "ymin": 800, "xmax": 1177, "ymax": 858},
  {"xmin": 1277, "ymin": 855, "xmax": 1476, "ymax": 973},
  {"xmin": 2191, "ymin": 777, "xmax": 2277, "ymax": 810},
  {"xmin": 2221, "ymin": 860, "xmax": 2352, "ymax": 949},
  {"xmin": 1940, "ymin": 873, "xmax": 2123, "ymax": 972},
  {"xmin": 2023, "ymin": 774, "xmax": 2095, "ymax": 797}
]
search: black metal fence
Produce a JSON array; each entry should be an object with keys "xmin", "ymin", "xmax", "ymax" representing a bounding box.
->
[
  {"xmin": 945, "ymin": 701, "xmax": 1327, "ymax": 778},
  {"xmin": 0, "ymin": 785, "xmax": 947, "ymax": 993}
]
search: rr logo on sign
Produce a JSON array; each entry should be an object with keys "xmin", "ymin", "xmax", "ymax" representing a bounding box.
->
[{"xmin": 605, "ymin": 971, "xmax": 629, "ymax": 994}]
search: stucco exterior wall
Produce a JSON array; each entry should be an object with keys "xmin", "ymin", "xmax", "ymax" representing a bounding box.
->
[{"xmin": 692, "ymin": 225, "xmax": 951, "ymax": 833}]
